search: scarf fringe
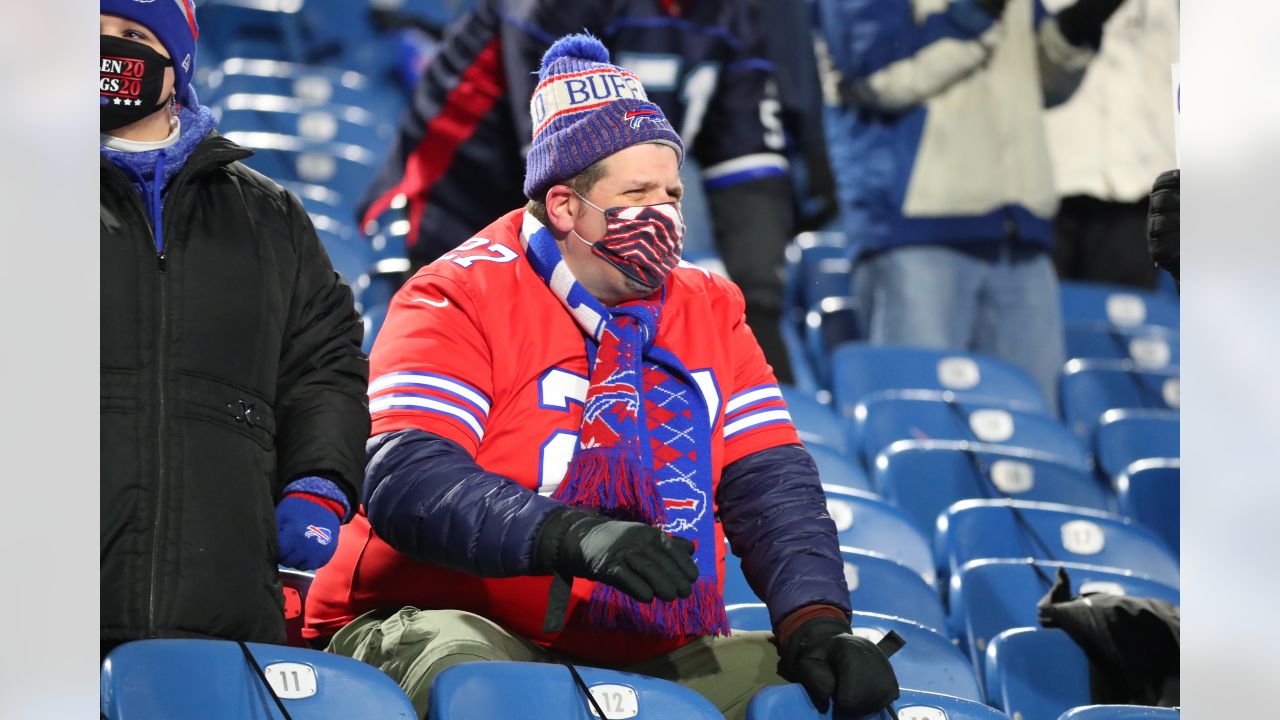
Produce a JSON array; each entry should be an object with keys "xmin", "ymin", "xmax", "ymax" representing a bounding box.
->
[
  {"xmin": 586, "ymin": 576, "xmax": 730, "ymax": 638},
  {"xmin": 553, "ymin": 447, "xmax": 668, "ymax": 525}
]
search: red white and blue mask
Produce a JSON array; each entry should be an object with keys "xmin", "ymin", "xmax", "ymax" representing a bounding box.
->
[{"xmin": 572, "ymin": 192, "xmax": 686, "ymax": 289}]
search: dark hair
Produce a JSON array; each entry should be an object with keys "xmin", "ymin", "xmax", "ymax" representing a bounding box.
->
[{"xmin": 525, "ymin": 158, "xmax": 608, "ymax": 226}]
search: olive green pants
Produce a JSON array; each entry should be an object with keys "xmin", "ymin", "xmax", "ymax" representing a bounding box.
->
[{"xmin": 326, "ymin": 607, "xmax": 788, "ymax": 720}]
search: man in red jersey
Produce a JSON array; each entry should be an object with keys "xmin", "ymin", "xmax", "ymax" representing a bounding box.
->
[{"xmin": 306, "ymin": 34, "xmax": 898, "ymax": 720}]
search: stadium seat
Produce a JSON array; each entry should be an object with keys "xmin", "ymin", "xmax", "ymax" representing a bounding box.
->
[
  {"xmin": 805, "ymin": 297, "xmax": 861, "ymax": 388},
  {"xmin": 201, "ymin": 59, "xmax": 403, "ymax": 119},
  {"xmin": 1059, "ymin": 706, "xmax": 1180, "ymax": 719},
  {"xmin": 1115, "ymin": 459, "xmax": 1180, "ymax": 555},
  {"xmin": 797, "ymin": 244, "xmax": 852, "ymax": 313},
  {"xmin": 1064, "ymin": 323, "xmax": 1180, "ymax": 370},
  {"xmin": 280, "ymin": 568, "xmax": 314, "ymax": 649},
  {"xmin": 1093, "ymin": 410, "xmax": 1179, "ymax": 480},
  {"xmin": 1059, "ymin": 281, "xmax": 1180, "ymax": 331},
  {"xmin": 747, "ymin": 686, "xmax": 1011, "ymax": 720},
  {"xmin": 831, "ymin": 345, "xmax": 1051, "ymax": 419},
  {"xmin": 784, "ymin": 231, "xmax": 848, "ymax": 321},
  {"xmin": 1060, "ymin": 360, "xmax": 1180, "ymax": 440},
  {"xmin": 824, "ymin": 486, "xmax": 935, "ymax": 584},
  {"xmin": 936, "ymin": 500, "xmax": 1180, "ymax": 588},
  {"xmin": 727, "ymin": 605, "xmax": 982, "ymax": 702},
  {"xmin": 875, "ymin": 441, "xmax": 1113, "ymax": 536},
  {"xmin": 984, "ymin": 627, "xmax": 1090, "ymax": 720},
  {"xmin": 855, "ymin": 396, "xmax": 1090, "ymax": 471},
  {"xmin": 362, "ymin": 303, "xmax": 390, "ymax": 354},
  {"xmin": 225, "ymin": 131, "xmax": 379, "ymax": 203},
  {"xmin": 780, "ymin": 385, "xmax": 847, "ymax": 453},
  {"xmin": 197, "ymin": 1, "xmax": 307, "ymax": 64},
  {"xmin": 809, "ymin": 443, "xmax": 873, "ymax": 494},
  {"xmin": 428, "ymin": 662, "xmax": 722, "ymax": 719},
  {"xmin": 214, "ymin": 95, "xmax": 392, "ymax": 151},
  {"xmin": 722, "ymin": 547, "xmax": 947, "ymax": 633},
  {"xmin": 949, "ymin": 559, "xmax": 1179, "ymax": 669},
  {"xmin": 100, "ymin": 638, "xmax": 416, "ymax": 718},
  {"xmin": 310, "ymin": 215, "xmax": 374, "ymax": 284}
]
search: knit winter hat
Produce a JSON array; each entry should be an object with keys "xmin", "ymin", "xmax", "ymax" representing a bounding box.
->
[
  {"xmin": 523, "ymin": 34, "xmax": 684, "ymax": 200},
  {"xmin": 101, "ymin": 0, "xmax": 199, "ymax": 106}
]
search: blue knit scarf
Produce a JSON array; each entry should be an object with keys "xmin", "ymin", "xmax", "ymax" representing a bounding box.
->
[{"xmin": 521, "ymin": 213, "xmax": 728, "ymax": 639}]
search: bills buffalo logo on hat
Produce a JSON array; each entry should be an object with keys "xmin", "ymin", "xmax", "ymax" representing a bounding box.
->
[
  {"xmin": 304, "ymin": 525, "xmax": 333, "ymax": 545},
  {"xmin": 624, "ymin": 105, "xmax": 662, "ymax": 130}
]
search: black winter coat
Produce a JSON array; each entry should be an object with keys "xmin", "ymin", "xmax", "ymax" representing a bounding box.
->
[{"xmin": 101, "ymin": 133, "xmax": 369, "ymax": 645}]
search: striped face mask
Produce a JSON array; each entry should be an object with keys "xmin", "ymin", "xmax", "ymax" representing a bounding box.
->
[{"xmin": 571, "ymin": 191, "xmax": 685, "ymax": 289}]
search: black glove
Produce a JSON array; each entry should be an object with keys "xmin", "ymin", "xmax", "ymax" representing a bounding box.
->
[
  {"xmin": 779, "ymin": 616, "xmax": 901, "ymax": 716},
  {"xmin": 973, "ymin": 0, "xmax": 1009, "ymax": 19},
  {"xmin": 1147, "ymin": 169, "xmax": 1180, "ymax": 289},
  {"xmin": 533, "ymin": 507, "xmax": 699, "ymax": 603},
  {"xmin": 1056, "ymin": 0, "xmax": 1124, "ymax": 48}
]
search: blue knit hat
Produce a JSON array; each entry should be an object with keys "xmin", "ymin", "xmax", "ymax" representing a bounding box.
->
[
  {"xmin": 524, "ymin": 34, "xmax": 684, "ymax": 200},
  {"xmin": 101, "ymin": 0, "xmax": 199, "ymax": 106}
]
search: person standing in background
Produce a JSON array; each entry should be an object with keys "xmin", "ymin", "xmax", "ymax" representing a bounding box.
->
[
  {"xmin": 1046, "ymin": 0, "xmax": 1179, "ymax": 289},
  {"xmin": 815, "ymin": 0, "xmax": 1123, "ymax": 407}
]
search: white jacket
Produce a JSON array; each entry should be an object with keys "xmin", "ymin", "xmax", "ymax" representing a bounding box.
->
[{"xmin": 1043, "ymin": 0, "xmax": 1180, "ymax": 202}]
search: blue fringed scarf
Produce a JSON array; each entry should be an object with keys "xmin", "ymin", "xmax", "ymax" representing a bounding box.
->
[{"xmin": 521, "ymin": 213, "xmax": 728, "ymax": 639}]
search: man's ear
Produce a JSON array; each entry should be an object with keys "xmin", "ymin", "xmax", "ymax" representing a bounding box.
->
[{"xmin": 544, "ymin": 185, "xmax": 577, "ymax": 235}]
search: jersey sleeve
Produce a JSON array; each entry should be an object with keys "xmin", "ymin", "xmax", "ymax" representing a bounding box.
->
[
  {"xmin": 367, "ymin": 272, "xmax": 493, "ymax": 456},
  {"xmin": 720, "ymin": 280, "xmax": 801, "ymax": 465}
]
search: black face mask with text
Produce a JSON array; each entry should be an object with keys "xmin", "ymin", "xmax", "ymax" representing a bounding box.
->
[{"xmin": 100, "ymin": 35, "xmax": 173, "ymax": 132}]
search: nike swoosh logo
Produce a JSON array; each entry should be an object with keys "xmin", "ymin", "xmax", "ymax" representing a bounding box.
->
[{"xmin": 411, "ymin": 297, "xmax": 450, "ymax": 308}]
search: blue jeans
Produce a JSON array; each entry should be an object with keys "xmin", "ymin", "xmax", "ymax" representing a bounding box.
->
[{"xmin": 852, "ymin": 242, "xmax": 1064, "ymax": 411}]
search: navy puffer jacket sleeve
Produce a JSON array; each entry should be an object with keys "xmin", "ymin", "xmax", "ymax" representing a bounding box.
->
[
  {"xmin": 363, "ymin": 429, "xmax": 563, "ymax": 577},
  {"xmin": 717, "ymin": 444, "xmax": 851, "ymax": 627}
]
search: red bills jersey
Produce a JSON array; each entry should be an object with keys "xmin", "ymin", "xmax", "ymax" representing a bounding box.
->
[{"xmin": 306, "ymin": 209, "xmax": 799, "ymax": 663}]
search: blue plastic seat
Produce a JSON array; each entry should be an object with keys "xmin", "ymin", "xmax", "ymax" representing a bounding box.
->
[
  {"xmin": 831, "ymin": 345, "xmax": 1051, "ymax": 419},
  {"xmin": 310, "ymin": 215, "xmax": 374, "ymax": 285},
  {"xmin": 1116, "ymin": 459, "xmax": 1179, "ymax": 556},
  {"xmin": 215, "ymin": 96, "xmax": 392, "ymax": 153},
  {"xmin": 727, "ymin": 605, "xmax": 981, "ymax": 701},
  {"xmin": 362, "ymin": 303, "xmax": 390, "ymax": 355},
  {"xmin": 784, "ymin": 232, "xmax": 848, "ymax": 320},
  {"xmin": 805, "ymin": 297, "xmax": 861, "ymax": 388},
  {"xmin": 824, "ymin": 486, "xmax": 935, "ymax": 585},
  {"xmin": 1064, "ymin": 323, "xmax": 1180, "ymax": 369},
  {"xmin": 855, "ymin": 397, "xmax": 1089, "ymax": 471},
  {"xmin": 1059, "ymin": 281, "xmax": 1179, "ymax": 331},
  {"xmin": 936, "ymin": 499, "xmax": 1180, "ymax": 588},
  {"xmin": 227, "ymin": 132, "xmax": 379, "ymax": 203},
  {"xmin": 747, "ymin": 686, "xmax": 1011, "ymax": 720},
  {"xmin": 722, "ymin": 547, "xmax": 947, "ymax": 633},
  {"xmin": 1059, "ymin": 706, "xmax": 1180, "ymax": 719},
  {"xmin": 949, "ymin": 559, "xmax": 1179, "ymax": 669},
  {"xmin": 984, "ymin": 627, "xmax": 1090, "ymax": 720},
  {"xmin": 101, "ymin": 639, "xmax": 417, "ymax": 718},
  {"xmin": 198, "ymin": 1, "xmax": 307, "ymax": 64},
  {"xmin": 780, "ymin": 385, "xmax": 847, "ymax": 453},
  {"xmin": 1093, "ymin": 410, "xmax": 1179, "ymax": 480},
  {"xmin": 808, "ymin": 443, "xmax": 873, "ymax": 494},
  {"xmin": 875, "ymin": 440, "xmax": 1113, "ymax": 536},
  {"xmin": 201, "ymin": 59, "xmax": 402, "ymax": 118},
  {"xmin": 428, "ymin": 661, "xmax": 722, "ymax": 719},
  {"xmin": 1060, "ymin": 360, "xmax": 1180, "ymax": 440}
]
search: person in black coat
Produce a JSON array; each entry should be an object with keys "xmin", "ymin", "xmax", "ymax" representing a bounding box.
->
[{"xmin": 99, "ymin": 0, "xmax": 369, "ymax": 652}]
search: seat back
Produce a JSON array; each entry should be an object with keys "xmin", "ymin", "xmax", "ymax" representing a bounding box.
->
[
  {"xmin": 727, "ymin": 605, "xmax": 981, "ymax": 701},
  {"xmin": 831, "ymin": 345, "xmax": 1050, "ymax": 419},
  {"xmin": 950, "ymin": 560, "xmax": 1179, "ymax": 669},
  {"xmin": 808, "ymin": 443, "xmax": 873, "ymax": 494},
  {"xmin": 936, "ymin": 500, "xmax": 1179, "ymax": 587},
  {"xmin": 856, "ymin": 397, "xmax": 1089, "ymax": 471},
  {"xmin": 1064, "ymin": 323, "xmax": 1180, "ymax": 370},
  {"xmin": 1058, "ymin": 281, "xmax": 1179, "ymax": 331},
  {"xmin": 722, "ymin": 548, "xmax": 947, "ymax": 633},
  {"xmin": 984, "ymin": 628, "xmax": 1090, "ymax": 720},
  {"xmin": 876, "ymin": 441, "xmax": 1113, "ymax": 536},
  {"xmin": 1059, "ymin": 706, "xmax": 1181, "ymax": 719},
  {"xmin": 1094, "ymin": 410, "xmax": 1179, "ymax": 480},
  {"xmin": 1116, "ymin": 459, "xmax": 1180, "ymax": 556},
  {"xmin": 805, "ymin": 297, "xmax": 861, "ymax": 388},
  {"xmin": 280, "ymin": 568, "xmax": 315, "ymax": 649},
  {"xmin": 824, "ymin": 486, "xmax": 935, "ymax": 584},
  {"xmin": 1060, "ymin": 360, "xmax": 1180, "ymax": 440},
  {"xmin": 222, "ymin": 131, "xmax": 378, "ymax": 203},
  {"xmin": 101, "ymin": 639, "xmax": 417, "ymax": 719},
  {"xmin": 428, "ymin": 662, "xmax": 722, "ymax": 719},
  {"xmin": 747, "ymin": 686, "xmax": 1012, "ymax": 720},
  {"xmin": 780, "ymin": 386, "xmax": 847, "ymax": 453}
]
